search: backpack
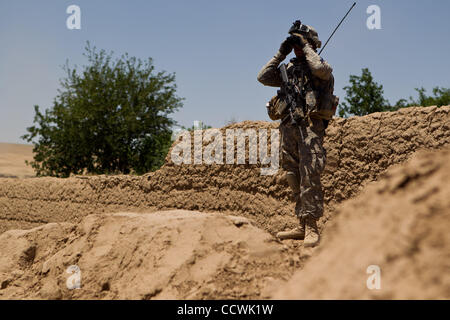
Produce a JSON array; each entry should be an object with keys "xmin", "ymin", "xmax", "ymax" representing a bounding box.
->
[{"xmin": 306, "ymin": 73, "xmax": 339, "ymax": 121}]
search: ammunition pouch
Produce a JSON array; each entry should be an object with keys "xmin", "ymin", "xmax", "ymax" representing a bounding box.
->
[{"xmin": 266, "ymin": 95, "xmax": 288, "ymax": 121}]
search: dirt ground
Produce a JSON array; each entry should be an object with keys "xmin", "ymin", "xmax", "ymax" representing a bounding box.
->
[
  {"xmin": 0, "ymin": 210, "xmax": 305, "ymax": 299},
  {"xmin": 0, "ymin": 105, "xmax": 449, "ymax": 299}
]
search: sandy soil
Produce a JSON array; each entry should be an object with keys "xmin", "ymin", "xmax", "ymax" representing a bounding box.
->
[
  {"xmin": 0, "ymin": 143, "xmax": 34, "ymax": 179},
  {"xmin": 0, "ymin": 210, "xmax": 302, "ymax": 299}
]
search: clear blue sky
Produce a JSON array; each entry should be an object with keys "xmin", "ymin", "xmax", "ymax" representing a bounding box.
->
[{"xmin": 1, "ymin": 0, "xmax": 449, "ymax": 143}]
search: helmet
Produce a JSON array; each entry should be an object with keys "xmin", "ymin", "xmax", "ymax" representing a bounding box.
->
[{"xmin": 288, "ymin": 20, "xmax": 322, "ymax": 49}]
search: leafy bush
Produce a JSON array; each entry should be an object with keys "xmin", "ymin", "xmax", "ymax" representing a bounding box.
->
[{"xmin": 22, "ymin": 43, "xmax": 183, "ymax": 177}]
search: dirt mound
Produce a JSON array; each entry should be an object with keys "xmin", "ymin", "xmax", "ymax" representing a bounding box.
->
[
  {"xmin": 1, "ymin": 106, "xmax": 449, "ymax": 236},
  {"xmin": 0, "ymin": 210, "xmax": 304, "ymax": 300},
  {"xmin": 274, "ymin": 147, "xmax": 450, "ymax": 299}
]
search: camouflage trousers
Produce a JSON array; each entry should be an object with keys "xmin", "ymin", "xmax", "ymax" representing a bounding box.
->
[{"xmin": 280, "ymin": 118, "xmax": 326, "ymax": 220}]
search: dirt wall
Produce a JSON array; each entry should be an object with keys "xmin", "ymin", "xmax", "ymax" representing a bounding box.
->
[{"xmin": 1, "ymin": 106, "xmax": 449, "ymax": 234}]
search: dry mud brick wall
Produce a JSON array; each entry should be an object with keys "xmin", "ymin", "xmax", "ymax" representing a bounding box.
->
[{"xmin": 0, "ymin": 106, "xmax": 449, "ymax": 234}]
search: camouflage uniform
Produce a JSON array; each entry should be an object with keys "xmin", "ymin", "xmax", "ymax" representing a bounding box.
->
[{"xmin": 257, "ymin": 42, "xmax": 333, "ymax": 222}]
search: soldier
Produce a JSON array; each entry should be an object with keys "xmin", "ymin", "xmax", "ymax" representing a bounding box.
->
[{"xmin": 257, "ymin": 21, "xmax": 336, "ymax": 247}]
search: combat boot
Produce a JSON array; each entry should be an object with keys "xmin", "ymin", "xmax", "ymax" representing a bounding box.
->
[
  {"xmin": 276, "ymin": 219, "xmax": 305, "ymax": 240},
  {"xmin": 303, "ymin": 216, "xmax": 320, "ymax": 247}
]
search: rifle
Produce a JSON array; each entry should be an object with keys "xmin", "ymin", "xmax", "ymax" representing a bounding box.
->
[
  {"xmin": 278, "ymin": 64, "xmax": 307, "ymax": 126},
  {"xmin": 278, "ymin": 63, "xmax": 307, "ymax": 140}
]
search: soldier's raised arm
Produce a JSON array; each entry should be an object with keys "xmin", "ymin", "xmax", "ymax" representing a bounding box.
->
[
  {"xmin": 303, "ymin": 43, "xmax": 333, "ymax": 80},
  {"xmin": 257, "ymin": 37, "xmax": 293, "ymax": 87}
]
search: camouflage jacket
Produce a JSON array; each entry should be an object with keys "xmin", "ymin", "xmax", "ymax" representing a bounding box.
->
[
  {"xmin": 257, "ymin": 43, "xmax": 336, "ymax": 122},
  {"xmin": 257, "ymin": 43, "xmax": 333, "ymax": 87}
]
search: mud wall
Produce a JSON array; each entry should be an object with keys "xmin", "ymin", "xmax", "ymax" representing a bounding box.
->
[{"xmin": 1, "ymin": 106, "xmax": 449, "ymax": 234}]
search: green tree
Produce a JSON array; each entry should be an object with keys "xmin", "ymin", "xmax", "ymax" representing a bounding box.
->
[
  {"xmin": 394, "ymin": 86, "xmax": 450, "ymax": 109},
  {"xmin": 338, "ymin": 68, "xmax": 390, "ymax": 117},
  {"xmin": 22, "ymin": 43, "xmax": 183, "ymax": 177}
]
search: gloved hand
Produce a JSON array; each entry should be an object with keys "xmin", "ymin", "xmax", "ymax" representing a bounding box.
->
[
  {"xmin": 290, "ymin": 34, "xmax": 306, "ymax": 49},
  {"xmin": 279, "ymin": 37, "xmax": 293, "ymax": 56}
]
